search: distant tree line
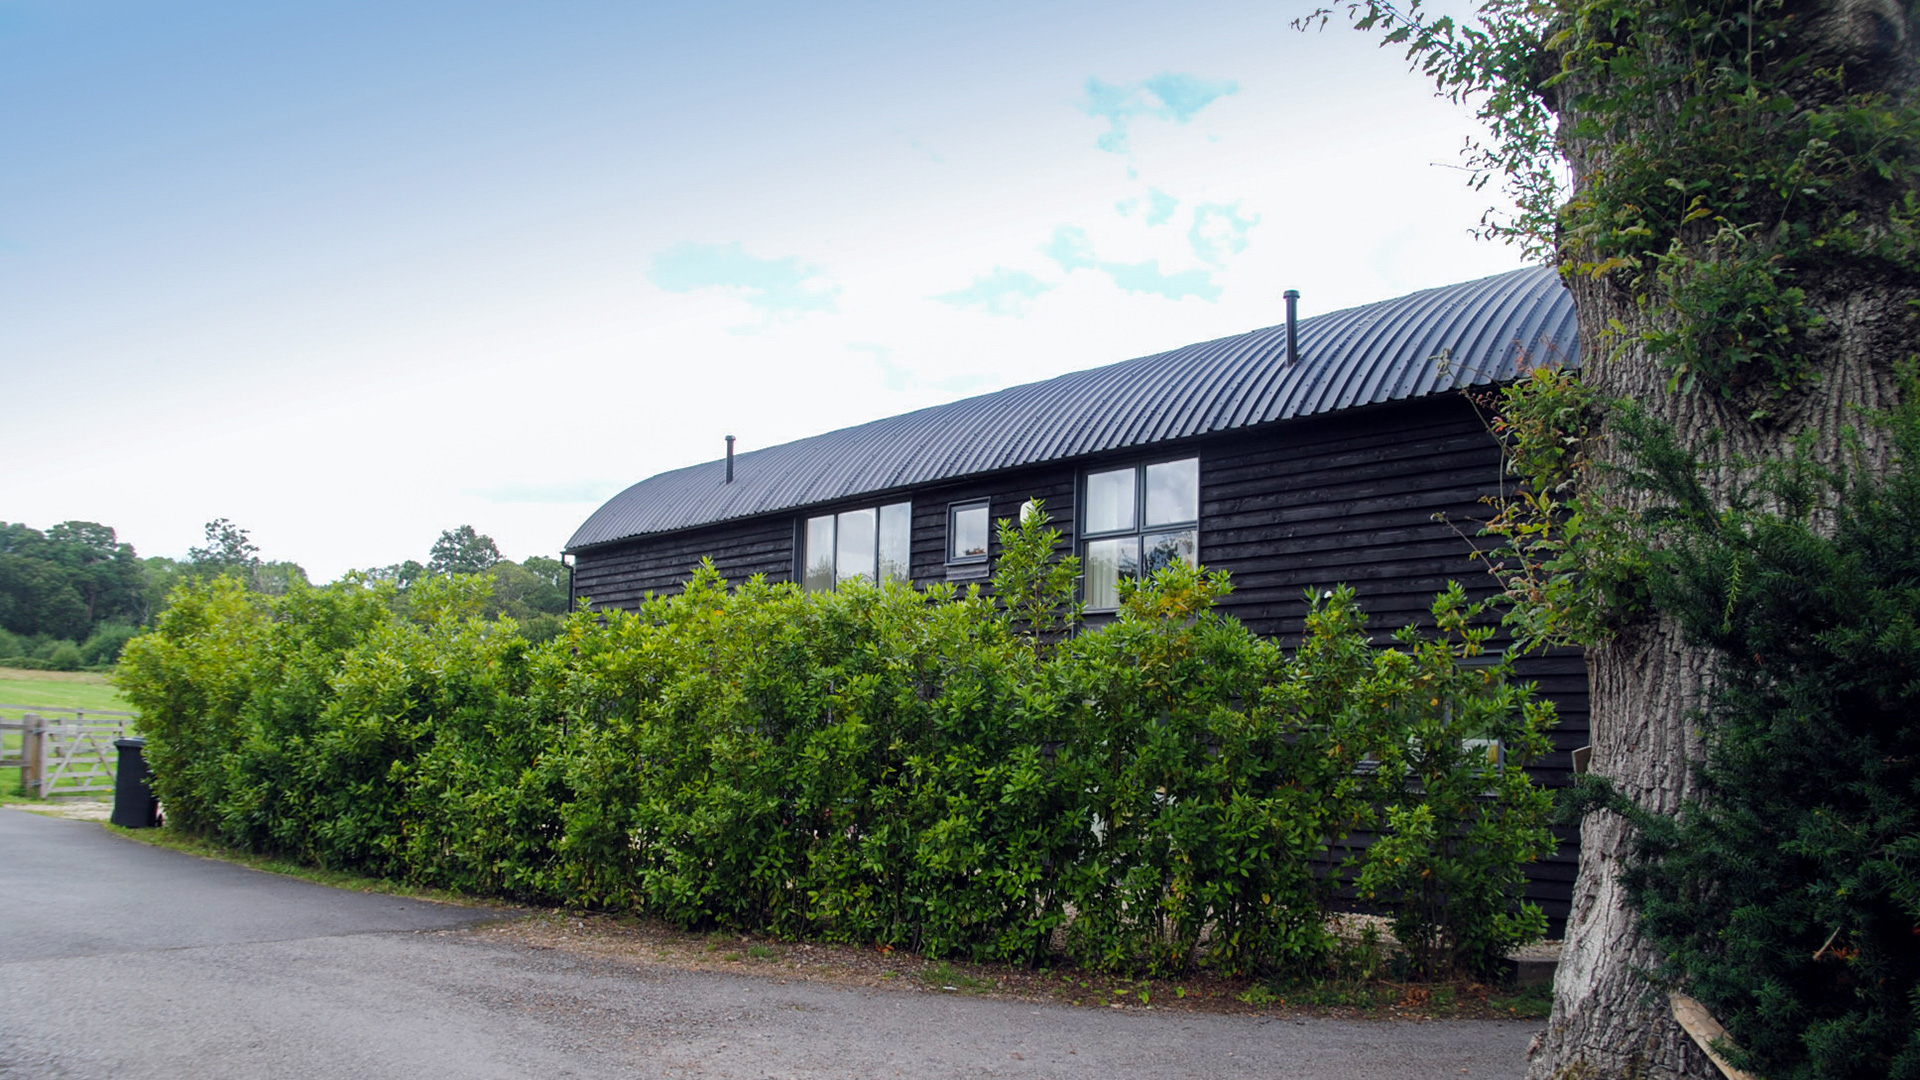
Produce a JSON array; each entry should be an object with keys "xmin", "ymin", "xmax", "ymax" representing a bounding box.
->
[
  {"xmin": 0, "ymin": 517, "xmax": 568, "ymax": 671},
  {"xmin": 361, "ymin": 524, "xmax": 571, "ymax": 642},
  {"xmin": 0, "ymin": 520, "xmax": 152, "ymax": 671}
]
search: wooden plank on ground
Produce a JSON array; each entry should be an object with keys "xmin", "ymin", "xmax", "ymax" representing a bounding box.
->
[{"xmin": 1670, "ymin": 992, "xmax": 1760, "ymax": 1080}]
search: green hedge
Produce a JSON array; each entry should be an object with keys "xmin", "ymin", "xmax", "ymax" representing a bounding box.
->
[{"xmin": 117, "ymin": 510, "xmax": 1553, "ymax": 977}]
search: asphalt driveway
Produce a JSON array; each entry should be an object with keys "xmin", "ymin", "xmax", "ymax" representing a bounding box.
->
[{"xmin": 0, "ymin": 809, "xmax": 1534, "ymax": 1079}]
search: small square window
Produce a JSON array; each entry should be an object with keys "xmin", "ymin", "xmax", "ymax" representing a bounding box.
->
[
  {"xmin": 1084, "ymin": 537, "xmax": 1140, "ymax": 611},
  {"xmin": 1084, "ymin": 467, "xmax": 1137, "ymax": 535},
  {"xmin": 1144, "ymin": 459, "xmax": 1199, "ymax": 527},
  {"xmin": 1142, "ymin": 529, "xmax": 1197, "ymax": 575},
  {"xmin": 948, "ymin": 501, "xmax": 990, "ymax": 563}
]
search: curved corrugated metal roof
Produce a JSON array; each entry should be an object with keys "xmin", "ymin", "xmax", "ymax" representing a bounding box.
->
[{"xmin": 567, "ymin": 266, "xmax": 1578, "ymax": 552}]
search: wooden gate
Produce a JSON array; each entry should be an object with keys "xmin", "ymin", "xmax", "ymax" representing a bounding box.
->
[{"xmin": 1, "ymin": 705, "xmax": 136, "ymax": 798}]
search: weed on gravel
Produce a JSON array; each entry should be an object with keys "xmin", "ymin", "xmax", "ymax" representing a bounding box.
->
[{"xmin": 480, "ymin": 909, "xmax": 1551, "ymax": 1021}]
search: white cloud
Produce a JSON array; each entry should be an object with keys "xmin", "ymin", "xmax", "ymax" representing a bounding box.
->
[
  {"xmin": 1189, "ymin": 201, "xmax": 1258, "ymax": 267},
  {"xmin": 932, "ymin": 267, "xmax": 1055, "ymax": 317},
  {"xmin": 1081, "ymin": 72, "xmax": 1240, "ymax": 154},
  {"xmin": 1098, "ymin": 259, "xmax": 1221, "ymax": 301},
  {"xmin": 649, "ymin": 242, "xmax": 840, "ymax": 332}
]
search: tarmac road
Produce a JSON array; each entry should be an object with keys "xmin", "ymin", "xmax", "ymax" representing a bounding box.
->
[{"xmin": 0, "ymin": 809, "xmax": 1535, "ymax": 1079}]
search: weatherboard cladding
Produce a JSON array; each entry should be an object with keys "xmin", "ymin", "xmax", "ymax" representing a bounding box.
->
[{"xmin": 566, "ymin": 266, "xmax": 1578, "ymax": 552}]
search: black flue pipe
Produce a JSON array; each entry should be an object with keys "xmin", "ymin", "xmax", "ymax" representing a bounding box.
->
[
  {"xmin": 1283, "ymin": 289, "xmax": 1300, "ymax": 366},
  {"xmin": 725, "ymin": 435, "xmax": 735, "ymax": 483}
]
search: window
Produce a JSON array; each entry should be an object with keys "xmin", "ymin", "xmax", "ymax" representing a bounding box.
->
[
  {"xmin": 802, "ymin": 502, "xmax": 911, "ymax": 591},
  {"xmin": 1081, "ymin": 458, "xmax": 1198, "ymax": 610},
  {"xmin": 947, "ymin": 500, "xmax": 990, "ymax": 564}
]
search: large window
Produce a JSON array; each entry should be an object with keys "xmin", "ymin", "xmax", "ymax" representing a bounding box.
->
[
  {"xmin": 802, "ymin": 502, "xmax": 911, "ymax": 591},
  {"xmin": 1081, "ymin": 458, "xmax": 1198, "ymax": 610}
]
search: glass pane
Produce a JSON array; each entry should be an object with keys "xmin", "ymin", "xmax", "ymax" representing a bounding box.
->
[
  {"xmin": 803, "ymin": 516, "xmax": 835, "ymax": 592},
  {"xmin": 1085, "ymin": 467, "xmax": 1136, "ymax": 534},
  {"xmin": 1084, "ymin": 537, "xmax": 1138, "ymax": 610},
  {"xmin": 1144, "ymin": 458, "xmax": 1199, "ymax": 527},
  {"xmin": 836, "ymin": 507, "xmax": 877, "ymax": 585},
  {"xmin": 1141, "ymin": 529, "xmax": 1197, "ymax": 576},
  {"xmin": 879, "ymin": 502, "xmax": 912, "ymax": 583},
  {"xmin": 949, "ymin": 503, "xmax": 989, "ymax": 561}
]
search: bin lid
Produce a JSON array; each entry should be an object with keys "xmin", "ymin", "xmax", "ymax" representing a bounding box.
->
[{"xmin": 114, "ymin": 737, "xmax": 147, "ymax": 749}]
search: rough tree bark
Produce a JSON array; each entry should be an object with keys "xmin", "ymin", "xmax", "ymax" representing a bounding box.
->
[{"xmin": 1526, "ymin": 2, "xmax": 1920, "ymax": 1076}]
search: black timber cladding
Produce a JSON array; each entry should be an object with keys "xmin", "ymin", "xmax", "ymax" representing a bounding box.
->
[
  {"xmin": 1194, "ymin": 397, "xmax": 1588, "ymax": 927},
  {"xmin": 570, "ymin": 515, "xmax": 796, "ymax": 612},
  {"xmin": 566, "ymin": 266, "xmax": 1578, "ymax": 553}
]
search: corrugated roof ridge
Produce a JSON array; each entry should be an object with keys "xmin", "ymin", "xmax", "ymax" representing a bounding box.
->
[
  {"xmin": 1427, "ymin": 273, "xmax": 1514, "ymax": 393},
  {"xmin": 1348, "ymin": 286, "xmax": 1457, "ymax": 408},
  {"xmin": 565, "ymin": 266, "xmax": 1574, "ymax": 551}
]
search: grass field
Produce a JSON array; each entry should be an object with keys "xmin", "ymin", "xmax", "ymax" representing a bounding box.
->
[
  {"xmin": 0, "ymin": 667, "xmax": 130, "ymax": 713},
  {"xmin": 1, "ymin": 667, "xmax": 134, "ymax": 799}
]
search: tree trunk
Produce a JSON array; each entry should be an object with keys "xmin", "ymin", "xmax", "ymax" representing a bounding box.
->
[
  {"xmin": 1527, "ymin": 3, "xmax": 1919, "ymax": 1057},
  {"xmin": 1530, "ymin": 281, "xmax": 1911, "ymax": 1080},
  {"xmin": 1527, "ymin": 607, "xmax": 1716, "ymax": 1077}
]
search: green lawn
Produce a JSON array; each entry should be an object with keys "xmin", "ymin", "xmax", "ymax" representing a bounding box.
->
[
  {"xmin": 0, "ymin": 668, "xmax": 130, "ymax": 713},
  {"xmin": 1, "ymin": 667, "xmax": 133, "ymax": 799}
]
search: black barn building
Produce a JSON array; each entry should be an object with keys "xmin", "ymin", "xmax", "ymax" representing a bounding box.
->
[{"xmin": 566, "ymin": 265, "xmax": 1587, "ymax": 928}]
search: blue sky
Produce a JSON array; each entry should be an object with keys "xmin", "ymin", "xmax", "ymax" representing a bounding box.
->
[{"xmin": 1, "ymin": 0, "xmax": 1528, "ymax": 580}]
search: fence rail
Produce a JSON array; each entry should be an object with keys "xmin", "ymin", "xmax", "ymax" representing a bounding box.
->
[{"xmin": 0, "ymin": 704, "xmax": 136, "ymax": 798}]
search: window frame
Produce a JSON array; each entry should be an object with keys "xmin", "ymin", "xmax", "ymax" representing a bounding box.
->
[
  {"xmin": 1079, "ymin": 456, "xmax": 1200, "ymax": 612},
  {"xmin": 798, "ymin": 501, "xmax": 912, "ymax": 591},
  {"xmin": 946, "ymin": 499, "xmax": 992, "ymax": 566}
]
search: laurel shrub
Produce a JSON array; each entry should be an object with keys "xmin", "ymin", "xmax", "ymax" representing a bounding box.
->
[{"xmin": 118, "ymin": 507, "xmax": 1553, "ymax": 976}]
